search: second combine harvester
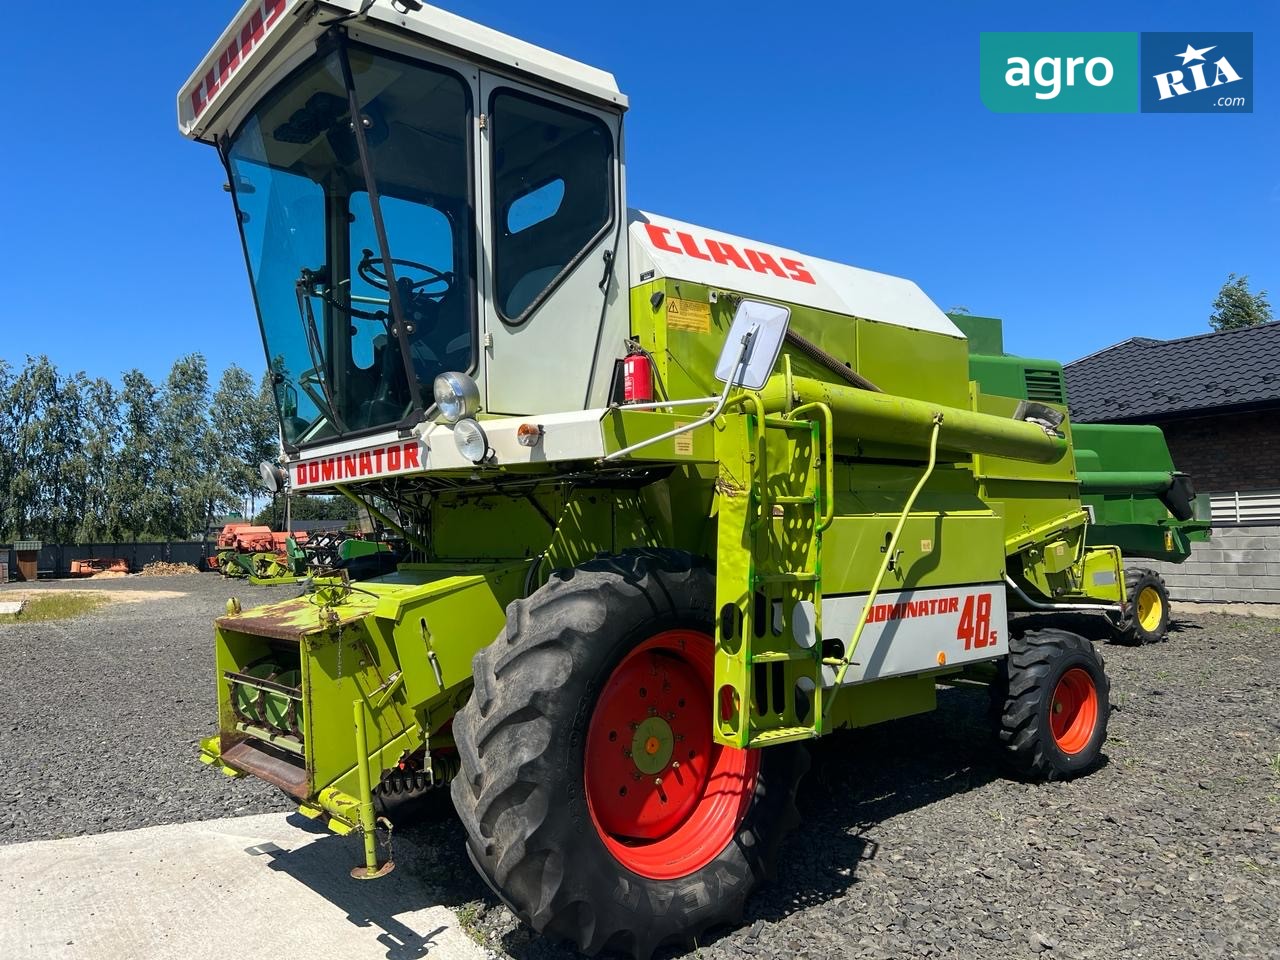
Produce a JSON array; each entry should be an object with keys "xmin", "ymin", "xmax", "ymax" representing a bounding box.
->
[{"xmin": 181, "ymin": 2, "xmax": 1203, "ymax": 955}]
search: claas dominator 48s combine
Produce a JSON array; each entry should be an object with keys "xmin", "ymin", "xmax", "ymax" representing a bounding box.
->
[{"xmin": 181, "ymin": 2, "xmax": 1203, "ymax": 954}]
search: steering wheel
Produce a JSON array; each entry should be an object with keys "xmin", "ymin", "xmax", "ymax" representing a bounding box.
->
[{"xmin": 357, "ymin": 248, "xmax": 453, "ymax": 302}]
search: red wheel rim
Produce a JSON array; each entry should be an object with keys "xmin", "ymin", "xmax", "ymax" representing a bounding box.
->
[
  {"xmin": 1050, "ymin": 667, "xmax": 1098, "ymax": 755},
  {"xmin": 584, "ymin": 629, "xmax": 760, "ymax": 880}
]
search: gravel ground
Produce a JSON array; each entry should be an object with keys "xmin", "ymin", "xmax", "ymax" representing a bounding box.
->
[
  {"xmin": 406, "ymin": 613, "xmax": 1280, "ymax": 960},
  {"xmin": 2, "ymin": 580, "xmax": 1277, "ymax": 958},
  {"xmin": 0, "ymin": 574, "xmax": 296, "ymax": 840}
]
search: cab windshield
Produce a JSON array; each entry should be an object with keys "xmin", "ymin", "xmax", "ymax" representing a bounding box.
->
[{"xmin": 225, "ymin": 45, "xmax": 473, "ymax": 447}]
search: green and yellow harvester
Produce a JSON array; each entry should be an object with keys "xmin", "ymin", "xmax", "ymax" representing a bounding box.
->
[{"xmin": 181, "ymin": 3, "xmax": 1206, "ymax": 955}]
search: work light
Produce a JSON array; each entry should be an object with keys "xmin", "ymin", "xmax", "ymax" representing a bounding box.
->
[
  {"xmin": 433, "ymin": 371, "xmax": 480, "ymax": 422},
  {"xmin": 453, "ymin": 418, "xmax": 489, "ymax": 464}
]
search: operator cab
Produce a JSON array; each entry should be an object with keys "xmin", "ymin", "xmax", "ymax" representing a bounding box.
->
[{"xmin": 180, "ymin": 1, "xmax": 629, "ymax": 451}]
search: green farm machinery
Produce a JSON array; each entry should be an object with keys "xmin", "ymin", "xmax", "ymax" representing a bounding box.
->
[
  {"xmin": 212, "ymin": 523, "xmax": 309, "ymax": 584},
  {"xmin": 303, "ymin": 529, "xmax": 396, "ymax": 572},
  {"xmin": 952, "ymin": 313, "xmax": 1210, "ymax": 644},
  {"xmin": 181, "ymin": 3, "xmax": 1202, "ymax": 955}
]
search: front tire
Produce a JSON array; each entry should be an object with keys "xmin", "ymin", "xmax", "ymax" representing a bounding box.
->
[
  {"xmin": 1115, "ymin": 568, "xmax": 1170, "ymax": 645},
  {"xmin": 451, "ymin": 550, "xmax": 807, "ymax": 958},
  {"xmin": 996, "ymin": 628, "xmax": 1110, "ymax": 781}
]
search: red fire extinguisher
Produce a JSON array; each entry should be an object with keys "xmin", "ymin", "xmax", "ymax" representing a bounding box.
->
[{"xmin": 623, "ymin": 351, "xmax": 653, "ymax": 404}]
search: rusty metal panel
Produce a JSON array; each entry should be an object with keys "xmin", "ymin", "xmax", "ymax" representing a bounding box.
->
[{"xmin": 222, "ymin": 739, "xmax": 310, "ymax": 798}]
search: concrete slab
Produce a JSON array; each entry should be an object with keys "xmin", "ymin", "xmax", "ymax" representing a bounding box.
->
[
  {"xmin": 0, "ymin": 813, "xmax": 487, "ymax": 960},
  {"xmin": 1179, "ymin": 600, "xmax": 1280, "ymax": 619}
]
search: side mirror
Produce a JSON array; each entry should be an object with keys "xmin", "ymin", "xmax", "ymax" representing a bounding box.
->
[{"xmin": 714, "ymin": 300, "xmax": 790, "ymax": 390}]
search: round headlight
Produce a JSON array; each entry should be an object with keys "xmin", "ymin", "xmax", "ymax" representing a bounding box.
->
[
  {"xmin": 433, "ymin": 371, "xmax": 480, "ymax": 423},
  {"xmin": 454, "ymin": 418, "xmax": 489, "ymax": 464}
]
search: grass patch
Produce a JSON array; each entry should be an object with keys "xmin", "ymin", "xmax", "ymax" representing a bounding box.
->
[
  {"xmin": 0, "ymin": 592, "xmax": 108, "ymax": 623},
  {"xmin": 455, "ymin": 900, "xmax": 484, "ymax": 943}
]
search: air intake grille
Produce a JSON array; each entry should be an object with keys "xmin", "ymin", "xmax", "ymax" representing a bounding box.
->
[{"xmin": 1024, "ymin": 367, "xmax": 1066, "ymax": 404}]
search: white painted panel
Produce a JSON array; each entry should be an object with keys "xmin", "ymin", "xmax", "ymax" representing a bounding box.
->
[
  {"xmin": 479, "ymin": 74, "xmax": 628, "ymax": 416},
  {"xmin": 180, "ymin": 0, "xmax": 627, "ymax": 139},
  {"xmin": 289, "ymin": 409, "xmax": 608, "ymax": 489},
  {"xmin": 628, "ymin": 210, "xmax": 962, "ymax": 339},
  {"xmin": 821, "ymin": 583, "xmax": 1008, "ymax": 686}
]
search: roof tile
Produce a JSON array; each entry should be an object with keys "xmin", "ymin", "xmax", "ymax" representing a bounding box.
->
[{"xmin": 1064, "ymin": 322, "xmax": 1280, "ymax": 422}]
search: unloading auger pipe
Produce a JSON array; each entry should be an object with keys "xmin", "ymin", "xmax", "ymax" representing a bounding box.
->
[
  {"xmin": 759, "ymin": 375, "xmax": 1067, "ymax": 465},
  {"xmin": 1077, "ymin": 471, "xmax": 1175, "ymax": 494}
]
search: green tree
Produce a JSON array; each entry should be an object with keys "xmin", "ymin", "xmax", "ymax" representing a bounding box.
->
[
  {"xmin": 41, "ymin": 370, "xmax": 89, "ymax": 544},
  {"xmin": 5, "ymin": 357, "xmax": 61, "ymax": 540},
  {"xmin": 153, "ymin": 355, "xmax": 224, "ymax": 539},
  {"xmin": 255, "ymin": 370, "xmax": 282, "ymax": 515},
  {"xmin": 211, "ymin": 364, "xmax": 278, "ymax": 519},
  {"xmin": 108, "ymin": 369, "xmax": 161, "ymax": 540},
  {"xmin": 253, "ymin": 494, "xmax": 356, "ymax": 529},
  {"xmin": 1, "ymin": 360, "xmax": 123, "ymax": 544},
  {"xmin": 1210, "ymin": 273, "xmax": 1273, "ymax": 332},
  {"xmin": 75, "ymin": 376, "xmax": 121, "ymax": 542},
  {"xmin": 0, "ymin": 361, "xmax": 14, "ymax": 538}
]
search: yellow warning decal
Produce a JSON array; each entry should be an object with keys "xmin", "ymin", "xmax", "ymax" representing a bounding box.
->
[
  {"xmin": 667, "ymin": 298, "xmax": 711, "ymax": 333},
  {"xmin": 674, "ymin": 423, "xmax": 694, "ymax": 455}
]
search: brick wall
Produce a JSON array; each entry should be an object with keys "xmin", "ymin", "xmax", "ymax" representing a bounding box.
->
[
  {"xmin": 1154, "ymin": 409, "xmax": 1280, "ymax": 493},
  {"xmin": 1134, "ymin": 525, "xmax": 1280, "ymax": 604}
]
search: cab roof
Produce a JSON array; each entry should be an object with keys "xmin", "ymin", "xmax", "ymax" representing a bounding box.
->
[{"xmin": 178, "ymin": 0, "xmax": 626, "ymax": 141}]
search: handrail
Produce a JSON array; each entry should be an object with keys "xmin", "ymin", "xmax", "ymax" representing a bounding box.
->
[{"xmin": 785, "ymin": 401, "xmax": 835, "ymax": 532}]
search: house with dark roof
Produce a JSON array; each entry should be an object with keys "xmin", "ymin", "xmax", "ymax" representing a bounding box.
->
[{"xmin": 1065, "ymin": 322, "xmax": 1280, "ymax": 604}]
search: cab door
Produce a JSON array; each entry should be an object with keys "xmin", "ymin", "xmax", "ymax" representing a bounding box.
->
[{"xmin": 477, "ymin": 73, "xmax": 626, "ymax": 415}]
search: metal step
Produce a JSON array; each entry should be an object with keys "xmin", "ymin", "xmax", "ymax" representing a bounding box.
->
[
  {"xmin": 750, "ymin": 650, "xmax": 818, "ymax": 663},
  {"xmin": 755, "ymin": 571, "xmax": 819, "ymax": 584},
  {"xmin": 747, "ymin": 726, "xmax": 817, "ymax": 747}
]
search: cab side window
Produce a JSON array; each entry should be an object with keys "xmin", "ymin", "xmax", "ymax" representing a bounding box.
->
[{"xmin": 490, "ymin": 91, "xmax": 613, "ymax": 322}]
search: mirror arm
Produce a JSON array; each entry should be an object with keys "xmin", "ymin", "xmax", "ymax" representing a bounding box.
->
[
  {"xmin": 601, "ymin": 328, "xmax": 755, "ymax": 463},
  {"xmin": 610, "ymin": 396, "xmax": 724, "ymax": 413}
]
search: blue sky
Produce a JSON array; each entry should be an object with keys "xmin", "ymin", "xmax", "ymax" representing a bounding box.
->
[{"xmin": 0, "ymin": 1, "xmax": 1274, "ymax": 386}]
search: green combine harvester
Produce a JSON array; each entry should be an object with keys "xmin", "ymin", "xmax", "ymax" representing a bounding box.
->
[
  {"xmin": 952, "ymin": 313, "xmax": 1210, "ymax": 644},
  {"xmin": 180, "ymin": 3, "xmax": 1205, "ymax": 955}
]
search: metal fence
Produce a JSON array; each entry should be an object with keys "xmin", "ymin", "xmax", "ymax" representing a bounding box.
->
[
  {"xmin": 1208, "ymin": 489, "xmax": 1280, "ymax": 526},
  {"xmin": 1, "ymin": 542, "xmax": 211, "ymax": 579}
]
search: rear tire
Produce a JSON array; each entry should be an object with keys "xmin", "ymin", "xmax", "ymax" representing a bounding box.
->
[
  {"xmin": 996, "ymin": 628, "xmax": 1109, "ymax": 781},
  {"xmin": 451, "ymin": 550, "xmax": 808, "ymax": 959},
  {"xmin": 1115, "ymin": 568, "xmax": 1169, "ymax": 645}
]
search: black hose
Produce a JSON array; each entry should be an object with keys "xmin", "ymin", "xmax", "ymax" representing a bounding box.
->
[{"xmin": 784, "ymin": 329, "xmax": 882, "ymax": 392}]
